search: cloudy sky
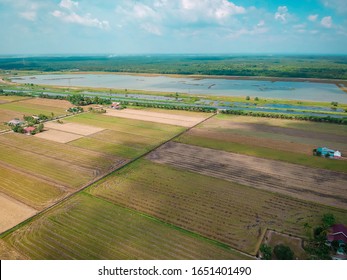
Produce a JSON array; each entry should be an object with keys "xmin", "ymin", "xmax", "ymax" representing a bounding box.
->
[{"xmin": 1, "ymin": 0, "xmax": 347, "ymax": 55}]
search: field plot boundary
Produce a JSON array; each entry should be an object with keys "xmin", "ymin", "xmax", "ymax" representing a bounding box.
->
[
  {"xmin": 0, "ymin": 192, "xmax": 37, "ymax": 233},
  {"xmin": 0, "ymin": 112, "xmax": 216, "ymax": 238},
  {"xmin": 147, "ymin": 142, "xmax": 347, "ymax": 210},
  {"xmin": 105, "ymin": 109, "xmax": 208, "ymax": 127}
]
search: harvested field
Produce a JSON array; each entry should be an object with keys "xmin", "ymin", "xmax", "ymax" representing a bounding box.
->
[
  {"xmin": 0, "ymin": 96, "xmax": 31, "ymax": 104},
  {"xmin": 0, "ymin": 193, "xmax": 37, "ymax": 233},
  {"xmin": 105, "ymin": 108, "xmax": 207, "ymax": 127},
  {"xmin": 0, "ymin": 240, "xmax": 27, "ymax": 260},
  {"xmin": 0, "ymin": 141, "xmax": 95, "ymax": 188},
  {"xmin": 147, "ymin": 142, "xmax": 347, "ymax": 209},
  {"xmin": 66, "ymin": 113, "xmax": 185, "ymax": 139},
  {"xmin": 215, "ymin": 115, "xmax": 347, "ymax": 136},
  {"xmin": 88, "ymin": 159, "xmax": 347, "ymax": 255},
  {"xmin": 35, "ymin": 129, "xmax": 83, "ymax": 143},
  {"xmin": 69, "ymin": 135, "xmax": 147, "ymax": 158},
  {"xmin": 44, "ymin": 121, "xmax": 104, "ymax": 136},
  {"xmin": 3, "ymin": 193, "xmax": 248, "ymax": 260},
  {"xmin": 0, "ymin": 163, "xmax": 67, "ymax": 209},
  {"xmin": 203, "ymin": 115, "xmax": 347, "ymax": 151},
  {"xmin": 0, "ymin": 100, "xmax": 68, "ymax": 117},
  {"xmin": 139, "ymin": 107, "xmax": 212, "ymax": 118},
  {"xmin": 0, "ymin": 133, "xmax": 126, "ymax": 187},
  {"xmin": 22, "ymin": 98, "xmax": 72, "ymax": 108},
  {"xmin": 0, "ymin": 108, "xmax": 22, "ymax": 131}
]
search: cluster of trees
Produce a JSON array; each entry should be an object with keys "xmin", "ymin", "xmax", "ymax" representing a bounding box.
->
[
  {"xmin": 121, "ymin": 101, "xmax": 217, "ymax": 112},
  {"xmin": 259, "ymin": 244, "xmax": 294, "ymax": 260},
  {"xmin": 66, "ymin": 94, "xmax": 112, "ymax": 106},
  {"xmin": 11, "ymin": 123, "xmax": 44, "ymax": 135},
  {"xmin": 304, "ymin": 214, "xmax": 338, "ymax": 260},
  {"xmin": 67, "ymin": 107, "xmax": 84, "ymax": 113},
  {"xmin": 220, "ymin": 109, "xmax": 347, "ymax": 124}
]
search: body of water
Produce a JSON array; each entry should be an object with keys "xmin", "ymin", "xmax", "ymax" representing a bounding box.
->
[{"xmin": 12, "ymin": 74, "xmax": 347, "ymax": 103}]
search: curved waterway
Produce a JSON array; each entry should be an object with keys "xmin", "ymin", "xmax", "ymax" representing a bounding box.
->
[{"xmin": 12, "ymin": 74, "xmax": 347, "ymax": 103}]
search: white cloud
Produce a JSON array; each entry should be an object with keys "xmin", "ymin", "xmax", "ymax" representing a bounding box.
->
[
  {"xmin": 257, "ymin": 20, "xmax": 265, "ymax": 27},
  {"xmin": 59, "ymin": 0, "xmax": 78, "ymax": 11},
  {"xmin": 180, "ymin": 0, "xmax": 245, "ymax": 20},
  {"xmin": 52, "ymin": 10, "xmax": 110, "ymax": 30},
  {"xmin": 19, "ymin": 10, "xmax": 37, "ymax": 21},
  {"xmin": 115, "ymin": 0, "xmax": 246, "ymax": 36},
  {"xmin": 321, "ymin": 16, "xmax": 333, "ymax": 28},
  {"xmin": 275, "ymin": 6, "xmax": 289, "ymax": 23},
  {"xmin": 308, "ymin": 14, "xmax": 318, "ymax": 22},
  {"xmin": 322, "ymin": 0, "xmax": 347, "ymax": 14},
  {"xmin": 52, "ymin": 1, "xmax": 109, "ymax": 30}
]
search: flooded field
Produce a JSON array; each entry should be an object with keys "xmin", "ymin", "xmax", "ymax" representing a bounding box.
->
[{"xmin": 12, "ymin": 74, "xmax": 347, "ymax": 103}]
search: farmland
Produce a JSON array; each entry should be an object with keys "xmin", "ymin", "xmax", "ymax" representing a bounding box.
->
[
  {"xmin": 0, "ymin": 98, "xmax": 71, "ymax": 117},
  {"xmin": 147, "ymin": 142, "xmax": 347, "ymax": 209},
  {"xmin": 176, "ymin": 114, "xmax": 347, "ymax": 172},
  {"xmin": 65, "ymin": 112, "xmax": 187, "ymax": 158},
  {"xmin": 2, "ymin": 193, "xmax": 248, "ymax": 260},
  {"xmin": 87, "ymin": 159, "xmax": 347, "ymax": 255},
  {"xmin": 0, "ymin": 93, "xmax": 347, "ymax": 260}
]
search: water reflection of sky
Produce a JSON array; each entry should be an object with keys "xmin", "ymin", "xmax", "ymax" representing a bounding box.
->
[{"xmin": 12, "ymin": 74, "xmax": 347, "ymax": 103}]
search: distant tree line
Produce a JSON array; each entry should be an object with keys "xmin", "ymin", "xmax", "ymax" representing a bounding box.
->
[{"xmin": 220, "ymin": 109, "xmax": 347, "ymax": 124}]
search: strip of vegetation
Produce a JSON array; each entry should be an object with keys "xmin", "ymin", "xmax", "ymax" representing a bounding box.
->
[
  {"xmin": 220, "ymin": 109, "xmax": 347, "ymax": 124},
  {"xmin": 1, "ymin": 55, "xmax": 347, "ymax": 79}
]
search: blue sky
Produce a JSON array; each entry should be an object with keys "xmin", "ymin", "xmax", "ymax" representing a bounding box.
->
[{"xmin": 1, "ymin": 0, "xmax": 347, "ymax": 55}]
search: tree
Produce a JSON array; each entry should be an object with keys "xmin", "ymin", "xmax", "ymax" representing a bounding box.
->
[
  {"xmin": 322, "ymin": 213, "xmax": 335, "ymax": 229},
  {"xmin": 259, "ymin": 244, "xmax": 272, "ymax": 260},
  {"xmin": 273, "ymin": 244, "xmax": 294, "ymax": 260},
  {"xmin": 246, "ymin": 96, "xmax": 250, "ymax": 101}
]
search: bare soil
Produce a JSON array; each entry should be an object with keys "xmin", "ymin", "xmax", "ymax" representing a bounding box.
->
[
  {"xmin": 105, "ymin": 109, "xmax": 206, "ymax": 127},
  {"xmin": 204, "ymin": 118, "xmax": 347, "ymax": 144},
  {"xmin": 34, "ymin": 129, "xmax": 83, "ymax": 143},
  {"xmin": 188, "ymin": 128, "xmax": 316, "ymax": 155},
  {"xmin": 0, "ymin": 193, "xmax": 37, "ymax": 233},
  {"xmin": 21, "ymin": 98, "xmax": 73, "ymax": 109},
  {"xmin": 44, "ymin": 121, "xmax": 104, "ymax": 136},
  {"xmin": 147, "ymin": 142, "xmax": 347, "ymax": 209}
]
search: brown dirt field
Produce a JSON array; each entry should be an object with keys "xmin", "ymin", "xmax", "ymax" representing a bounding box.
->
[
  {"xmin": 0, "ymin": 108, "xmax": 22, "ymax": 123},
  {"xmin": 188, "ymin": 128, "xmax": 316, "ymax": 155},
  {"xmin": 0, "ymin": 193, "xmax": 37, "ymax": 233},
  {"xmin": 44, "ymin": 121, "xmax": 104, "ymax": 136},
  {"xmin": 34, "ymin": 129, "xmax": 83, "ymax": 143},
  {"xmin": 0, "ymin": 240, "xmax": 27, "ymax": 260},
  {"xmin": 105, "ymin": 109, "xmax": 206, "ymax": 127},
  {"xmin": 204, "ymin": 118, "xmax": 347, "ymax": 144},
  {"xmin": 147, "ymin": 142, "xmax": 347, "ymax": 210},
  {"xmin": 21, "ymin": 98, "xmax": 73, "ymax": 109}
]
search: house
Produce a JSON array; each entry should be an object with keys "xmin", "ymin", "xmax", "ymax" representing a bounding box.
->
[
  {"xmin": 111, "ymin": 102, "xmax": 121, "ymax": 109},
  {"xmin": 8, "ymin": 119, "xmax": 24, "ymax": 126},
  {"xmin": 24, "ymin": 126, "xmax": 36, "ymax": 135},
  {"xmin": 327, "ymin": 224, "xmax": 347, "ymax": 244},
  {"xmin": 313, "ymin": 147, "xmax": 342, "ymax": 159}
]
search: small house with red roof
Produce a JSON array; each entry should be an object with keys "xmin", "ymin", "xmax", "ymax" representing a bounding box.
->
[
  {"xmin": 327, "ymin": 224, "xmax": 347, "ymax": 244},
  {"xmin": 24, "ymin": 126, "xmax": 36, "ymax": 135}
]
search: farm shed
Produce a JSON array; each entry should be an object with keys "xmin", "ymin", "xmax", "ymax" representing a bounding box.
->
[
  {"xmin": 313, "ymin": 147, "xmax": 342, "ymax": 159},
  {"xmin": 8, "ymin": 119, "xmax": 24, "ymax": 126}
]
